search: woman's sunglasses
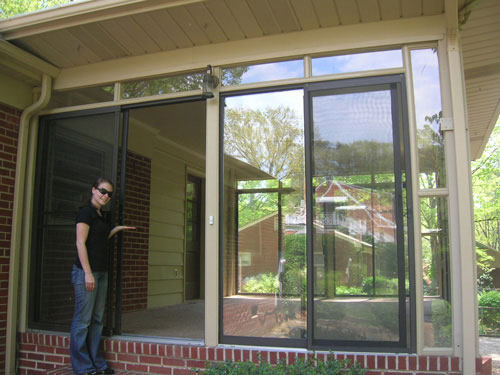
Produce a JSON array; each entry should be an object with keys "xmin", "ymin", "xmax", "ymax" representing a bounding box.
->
[{"xmin": 95, "ymin": 187, "xmax": 113, "ymax": 198}]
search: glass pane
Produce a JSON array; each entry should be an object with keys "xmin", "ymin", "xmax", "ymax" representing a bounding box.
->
[
  {"xmin": 32, "ymin": 113, "xmax": 116, "ymax": 329},
  {"xmin": 410, "ymin": 49, "xmax": 446, "ymax": 189},
  {"xmin": 421, "ymin": 197, "xmax": 452, "ymax": 347},
  {"xmin": 311, "ymin": 87, "xmax": 402, "ymax": 342},
  {"xmin": 46, "ymin": 85, "xmax": 114, "ymax": 109},
  {"xmin": 121, "ymin": 72, "xmax": 204, "ymax": 99},
  {"xmin": 222, "ymin": 90, "xmax": 307, "ymax": 339},
  {"xmin": 186, "ymin": 176, "xmax": 202, "ymax": 300},
  {"xmin": 312, "ymin": 49, "xmax": 403, "ymax": 76},
  {"xmin": 221, "ymin": 60, "xmax": 303, "ymax": 86}
]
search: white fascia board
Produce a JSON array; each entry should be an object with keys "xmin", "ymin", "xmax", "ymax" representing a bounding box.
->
[
  {"xmin": 54, "ymin": 14, "xmax": 446, "ymax": 91},
  {"xmin": 0, "ymin": 0, "xmax": 206, "ymax": 40},
  {"xmin": 472, "ymin": 100, "xmax": 500, "ymax": 161},
  {"xmin": 0, "ymin": 39, "xmax": 59, "ymax": 78}
]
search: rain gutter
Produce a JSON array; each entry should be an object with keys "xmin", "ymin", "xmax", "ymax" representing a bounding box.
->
[{"xmin": 5, "ymin": 73, "xmax": 52, "ymax": 375}]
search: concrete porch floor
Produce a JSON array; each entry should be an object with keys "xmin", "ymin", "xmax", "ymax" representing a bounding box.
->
[{"xmin": 121, "ymin": 299, "xmax": 204, "ymax": 340}]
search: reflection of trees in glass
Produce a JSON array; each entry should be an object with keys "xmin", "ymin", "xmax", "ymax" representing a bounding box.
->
[
  {"xmin": 418, "ymin": 112, "xmax": 448, "ymax": 297},
  {"xmin": 122, "ymin": 67, "xmax": 248, "ymax": 99},
  {"xmin": 225, "ymin": 105, "xmax": 305, "ymax": 226},
  {"xmin": 313, "ymin": 138, "xmax": 394, "ymax": 178},
  {"xmin": 225, "ymin": 103, "xmax": 307, "ymax": 303},
  {"xmin": 122, "ymin": 73, "xmax": 205, "ymax": 98},
  {"xmin": 238, "ymin": 190, "xmax": 277, "ymax": 228},
  {"xmin": 420, "ymin": 197, "xmax": 449, "ymax": 297},
  {"xmin": 225, "ymin": 106, "xmax": 304, "ymax": 180},
  {"xmin": 281, "ymin": 234, "xmax": 306, "ymax": 297},
  {"xmin": 418, "ymin": 111, "xmax": 445, "ymax": 188},
  {"xmin": 221, "ymin": 67, "xmax": 249, "ymax": 85}
]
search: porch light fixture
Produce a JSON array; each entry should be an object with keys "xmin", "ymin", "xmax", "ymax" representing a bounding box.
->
[{"xmin": 202, "ymin": 65, "xmax": 219, "ymax": 98}]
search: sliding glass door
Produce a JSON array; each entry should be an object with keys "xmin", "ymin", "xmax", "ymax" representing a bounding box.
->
[
  {"xmin": 306, "ymin": 75, "xmax": 412, "ymax": 349},
  {"xmin": 30, "ymin": 108, "xmax": 121, "ymax": 332},
  {"xmin": 221, "ymin": 75, "xmax": 414, "ymax": 350}
]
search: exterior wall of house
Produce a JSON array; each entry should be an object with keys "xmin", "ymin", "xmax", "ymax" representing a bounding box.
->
[
  {"xmin": 0, "ymin": 102, "xmax": 20, "ymax": 374},
  {"xmin": 16, "ymin": 332, "xmax": 492, "ymax": 375},
  {"xmin": 0, "ymin": 8, "xmax": 489, "ymax": 375},
  {"xmin": 0, "ymin": 73, "xmax": 32, "ymax": 110},
  {"xmin": 148, "ymin": 149, "xmax": 188, "ymax": 307}
]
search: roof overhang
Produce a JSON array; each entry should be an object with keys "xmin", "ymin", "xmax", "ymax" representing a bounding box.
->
[{"xmin": 0, "ymin": 0, "xmax": 498, "ymax": 160}]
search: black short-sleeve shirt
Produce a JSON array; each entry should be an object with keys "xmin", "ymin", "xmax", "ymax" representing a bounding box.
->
[{"xmin": 75, "ymin": 203, "xmax": 111, "ymax": 272}]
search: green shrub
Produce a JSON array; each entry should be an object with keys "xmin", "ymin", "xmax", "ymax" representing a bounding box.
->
[
  {"xmin": 478, "ymin": 290, "xmax": 500, "ymax": 334},
  {"xmin": 334, "ymin": 285, "xmax": 364, "ymax": 296},
  {"xmin": 281, "ymin": 235, "xmax": 307, "ymax": 297},
  {"xmin": 195, "ymin": 355, "xmax": 365, "ymax": 375},
  {"xmin": 361, "ymin": 275, "xmax": 398, "ymax": 295},
  {"xmin": 479, "ymin": 290, "xmax": 500, "ymax": 307},
  {"xmin": 432, "ymin": 299, "xmax": 452, "ymax": 346},
  {"xmin": 241, "ymin": 273, "xmax": 279, "ymax": 294}
]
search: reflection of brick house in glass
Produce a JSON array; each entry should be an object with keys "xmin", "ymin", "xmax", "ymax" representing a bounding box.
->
[
  {"xmin": 238, "ymin": 213, "xmax": 279, "ymax": 291},
  {"xmin": 314, "ymin": 179, "xmax": 396, "ymax": 243},
  {"xmin": 239, "ymin": 179, "xmax": 396, "ymax": 294}
]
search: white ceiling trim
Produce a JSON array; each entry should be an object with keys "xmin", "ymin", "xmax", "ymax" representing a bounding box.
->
[
  {"xmin": 473, "ymin": 97, "xmax": 500, "ymax": 160},
  {"xmin": 54, "ymin": 14, "xmax": 446, "ymax": 90}
]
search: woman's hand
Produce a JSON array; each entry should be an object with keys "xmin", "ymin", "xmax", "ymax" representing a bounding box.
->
[
  {"xmin": 85, "ymin": 272, "xmax": 96, "ymax": 291},
  {"xmin": 109, "ymin": 225, "xmax": 136, "ymax": 239},
  {"xmin": 119, "ymin": 226, "xmax": 136, "ymax": 231}
]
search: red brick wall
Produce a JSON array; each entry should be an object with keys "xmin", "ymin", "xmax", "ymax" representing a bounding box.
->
[
  {"xmin": 121, "ymin": 151, "xmax": 151, "ymax": 312},
  {"xmin": 223, "ymin": 296, "xmax": 281, "ymax": 336},
  {"xmin": 16, "ymin": 332, "xmax": 492, "ymax": 375},
  {"xmin": 0, "ymin": 103, "xmax": 21, "ymax": 373},
  {"xmin": 238, "ymin": 214, "xmax": 279, "ymax": 283}
]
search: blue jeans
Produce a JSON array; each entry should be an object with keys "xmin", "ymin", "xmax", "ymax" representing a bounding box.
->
[{"xmin": 70, "ymin": 265, "xmax": 109, "ymax": 375}]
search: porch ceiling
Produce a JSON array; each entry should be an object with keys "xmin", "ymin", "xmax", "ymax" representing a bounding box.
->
[{"xmin": 0, "ymin": 0, "xmax": 498, "ymax": 160}]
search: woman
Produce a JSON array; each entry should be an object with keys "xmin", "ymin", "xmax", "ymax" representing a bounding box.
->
[{"xmin": 70, "ymin": 177, "xmax": 135, "ymax": 375}]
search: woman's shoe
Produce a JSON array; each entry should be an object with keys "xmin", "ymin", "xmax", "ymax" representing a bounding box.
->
[{"xmin": 97, "ymin": 369, "xmax": 115, "ymax": 374}]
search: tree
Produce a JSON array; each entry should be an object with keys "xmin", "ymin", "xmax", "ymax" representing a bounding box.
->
[
  {"xmin": 122, "ymin": 67, "xmax": 248, "ymax": 99},
  {"xmin": 224, "ymin": 105, "xmax": 305, "ymax": 227},
  {"xmin": 472, "ymin": 119, "xmax": 500, "ymax": 284},
  {"xmin": 418, "ymin": 112, "xmax": 446, "ymax": 189},
  {"xmin": 224, "ymin": 105, "xmax": 304, "ymax": 181},
  {"xmin": 0, "ymin": 0, "xmax": 72, "ymax": 19}
]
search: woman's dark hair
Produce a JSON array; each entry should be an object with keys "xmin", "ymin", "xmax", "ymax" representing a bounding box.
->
[{"xmin": 92, "ymin": 177, "xmax": 114, "ymax": 190}]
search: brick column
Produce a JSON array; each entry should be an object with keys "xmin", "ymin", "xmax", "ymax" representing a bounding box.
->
[
  {"xmin": 122, "ymin": 151, "xmax": 151, "ymax": 312},
  {"xmin": 0, "ymin": 102, "xmax": 21, "ymax": 371}
]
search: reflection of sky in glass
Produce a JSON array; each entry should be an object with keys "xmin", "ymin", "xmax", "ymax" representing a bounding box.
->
[
  {"xmin": 225, "ymin": 89, "xmax": 304, "ymax": 124},
  {"xmin": 411, "ymin": 49, "xmax": 442, "ymax": 130},
  {"xmin": 222, "ymin": 60, "xmax": 303, "ymax": 85},
  {"xmin": 312, "ymin": 50, "xmax": 402, "ymax": 76},
  {"xmin": 313, "ymin": 90, "xmax": 393, "ymax": 144}
]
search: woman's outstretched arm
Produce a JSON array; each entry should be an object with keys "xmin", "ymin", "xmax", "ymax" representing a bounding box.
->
[{"xmin": 109, "ymin": 225, "xmax": 136, "ymax": 239}]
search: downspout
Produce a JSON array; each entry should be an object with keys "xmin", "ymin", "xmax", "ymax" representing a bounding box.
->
[{"xmin": 5, "ymin": 74, "xmax": 52, "ymax": 375}]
